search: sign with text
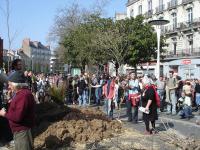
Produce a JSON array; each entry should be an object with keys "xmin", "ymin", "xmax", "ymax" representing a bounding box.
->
[{"xmin": 182, "ymin": 59, "xmax": 191, "ymax": 65}]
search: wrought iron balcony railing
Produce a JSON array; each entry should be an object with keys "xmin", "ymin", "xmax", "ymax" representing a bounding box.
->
[
  {"xmin": 163, "ymin": 18, "xmax": 200, "ymax": 33},
  {"xmin": 126, "ymin": 0, "xmax": 140, "ymax": 6},
  {"xmin": 165, "ymin": 47, "xmax": 200, "ymax": 58},
  {"xmin": 164, "ymin": 25, "xmax": 179, "ymax": 33},
  {"xmin": 179, "ymin": 18, "xmax": 200, "ymax": 30},
  {"xmin": 182, "ymin": 0, "xmax": 194, "ymax": 5}
]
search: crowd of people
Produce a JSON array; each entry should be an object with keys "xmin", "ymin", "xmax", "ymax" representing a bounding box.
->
[
  {"xmin": 1, "ymin": 58, "xmax": 200, "ymax": 149},
  {"xmin": 64, "ymin": 70, "xmax": 200, "ymax": 134}
]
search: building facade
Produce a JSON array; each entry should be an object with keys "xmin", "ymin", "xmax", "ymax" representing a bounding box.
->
[
  {"xmin": 19, "ymin": 38, "xmax": 51, "ymax": 73},
  {"xmin": 3, "ymin": 49, "xmax": 19, "ymax": 72},
  {"xmin": 126, "ymin": 0, "xmax": 200, "ymax": 79},
  {"xmin": 115, "ymin": 13, "xmax": 127, "ymax": 21}
]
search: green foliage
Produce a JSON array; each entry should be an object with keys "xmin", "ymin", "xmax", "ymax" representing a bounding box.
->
[
  {"xmin": 49, "ymin": 85, "xmax": 65, "ymax": 105},
  {"xmin": 59, "ymin": 14, "xmax": 166, "ymax": 71}
]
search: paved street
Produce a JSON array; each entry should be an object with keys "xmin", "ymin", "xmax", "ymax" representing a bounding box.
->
[{"xmin": 114, "ymin": 106, "xmax": 200, "ymax": 140}]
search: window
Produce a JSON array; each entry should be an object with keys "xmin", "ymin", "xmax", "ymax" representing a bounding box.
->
[
  {"xmin": 130, "ymin": 9, "xmax": 134, "ymax": 17},
  {"xmin": 148, "ymin": 0, "xmax": 152, "ymax": 11},
  {"xmin": 159, "ymin": 0, "xmax": 164, "ymax": 11},
  {"xmin": 138, "ymin": 5, "xmax": 142, "ymax": 15},
  {"xmin": 172, "ymin": 13, "xmax": 177, "ymax": 30},
  {"xmin": 187, "ymin": 8, "xmax": 193, "ymax": 25},
  {"xmin": 173, "ymin": 43, "xmax": 177, "ymax": 55},
  {"xmin": 186, "ymin": 35, "xmax": 193, "ymax": 54},
  {"xmin": 159, "ymin": 0, "xmax": 163, "ymax": 6}
]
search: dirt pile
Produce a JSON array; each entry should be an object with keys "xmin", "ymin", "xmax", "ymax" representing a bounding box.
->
[{"xmin": 33, "ymin": 104, "xmax": 122, "ymax": 150}]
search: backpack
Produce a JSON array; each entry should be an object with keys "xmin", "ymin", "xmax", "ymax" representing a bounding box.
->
[{"xmin": 151, "ymin": 85, "xmax": 161, "ymax": 108}]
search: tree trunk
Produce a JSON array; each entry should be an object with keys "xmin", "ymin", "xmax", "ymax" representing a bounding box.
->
[
  {"xmin": 115, "ymin": 62, "xmax": 119, "ymax": 76},
  {"xmin": 134, "ymin": 64, "xmax": 137, "ymax": 77}
]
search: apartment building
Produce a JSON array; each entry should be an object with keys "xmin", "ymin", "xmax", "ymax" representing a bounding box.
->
[
  {"xmin": 126, "ymin": 0, "xmax": 200, "ymax": 79},
  {"xmin": 115, "ymin": 12, "xmax": 127, "ymax": 21},
  {"xmin": 19, "ymin": 38, "xmax": 51, "ymax": 73}
]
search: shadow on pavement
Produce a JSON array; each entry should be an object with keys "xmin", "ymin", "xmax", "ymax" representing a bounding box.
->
[{"xmin": 157, "ymin": 122, "xmax": 174, "ymax": 131}]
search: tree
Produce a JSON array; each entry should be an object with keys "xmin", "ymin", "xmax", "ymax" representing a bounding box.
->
[
  {"xmin": 124, "ymin": 15, "xmax": 165, "ymax": 74},
  {"xmin": 49, "ymin": 1, "xmax": 108, "ymax": 72},
  {"xmin": 55, "ymin": 8, "xmax": 165, "ymax": 75},
  {"xmin": 0, "ymin": 0, "xmax": 19, "ymax": 72},
  {"xmin": 93, "ymin": 18, "xmax": 129, "ymax": 75},
  {"xmin": 0, "ymin": 0, "xmax": 19, "ymax": 50}
]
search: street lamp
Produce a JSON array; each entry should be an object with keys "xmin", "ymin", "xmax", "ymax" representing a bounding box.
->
[{"xmin": 149, "ymin": 19, "xmax": 169, "ymax": 79}]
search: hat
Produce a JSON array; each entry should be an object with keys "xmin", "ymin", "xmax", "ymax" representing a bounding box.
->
[{"xmin": 8, "ymin": 71, "xmax": 26, "ymax": 83}]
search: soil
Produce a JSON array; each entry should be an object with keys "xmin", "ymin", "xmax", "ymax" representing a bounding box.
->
[
  {"xmin": 32, "ymin": 102, "xmax": 200, "ymax": 150},
  {"xmin": 33, "ymin": 103, "xmax": 122, "ymax": 150}
]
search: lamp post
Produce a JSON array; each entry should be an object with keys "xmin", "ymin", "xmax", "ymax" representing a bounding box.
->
[{"xmin": 149, "ymin": 19, "xmax": 169, "ymax": 79}]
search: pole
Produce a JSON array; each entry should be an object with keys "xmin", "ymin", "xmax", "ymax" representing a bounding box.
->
[
  {"xmin": 156, "ymin": 27, "xmax": 161, "ymax": 79},
  {"xmin": 0, "ymin": 38, "xmax": 3, "ymax": 68}
]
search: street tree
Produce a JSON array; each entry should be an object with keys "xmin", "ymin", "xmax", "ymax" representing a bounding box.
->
[{"xmin": 124, "ymin": 15, "xmax": 165, "ymax": 74}]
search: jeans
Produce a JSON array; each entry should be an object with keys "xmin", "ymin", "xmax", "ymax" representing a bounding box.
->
[
  {"xmin": 78, "ymin": 90, "xmax": 86, "ymax": 107},
  {"xmin": 95, "ymin": 88, "xmax": 100, "ymax": 104},
  {"xmin": 104, "ymin": 99, "xmax": 113, "ymax": 118},
  {"xmin": 157, "ymin": 89, "xmax": 165, "ymax": 111},
  {"xmin": 85, "ymin": 89, "xmax": 89, "ymax": 105},
  {"xmin": 179, "ymin": 105, "xmax": 192, "ymax": 118},
  {"xmin": 126, "ymin": 100, "xmax": 138, "ymax": 122},
  {"xmin": 167, "ymin": 90, "xmax": 177, "ymax": 114},
  {"xmin": 196, "ymin": 93, "xmax": 200, "ymax": 106}
]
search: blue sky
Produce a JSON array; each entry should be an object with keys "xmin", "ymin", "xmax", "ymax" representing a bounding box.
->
[{"xmin": 0, "ymin": 0, "xmax": 127, "ymax": 50}]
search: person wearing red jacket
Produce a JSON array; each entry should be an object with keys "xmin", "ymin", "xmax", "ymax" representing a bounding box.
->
[
  {"xmin": 102, "ymin": 76, "xmax": 115, "ymax": 119},
  {"xmin": 0, "ymin": 71, "xmax": 35, "ymax": 150}
]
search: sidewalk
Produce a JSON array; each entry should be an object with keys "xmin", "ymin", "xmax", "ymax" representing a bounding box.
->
[{"xmin": 116, "ymin": 107, "xmax": 200, "ymax": 139}]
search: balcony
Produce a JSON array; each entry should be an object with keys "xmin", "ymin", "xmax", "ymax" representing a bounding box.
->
[
  {"xmin": 168, "ymin": 0, "xmax": 178, "ymax": 10},
  {"xmin": 156, "ymin": 4, "xmax": 165, "ymax": 14},
  {"xmin": 179, "ymin": 18, "xmax": 200, "ymax": 30},
  {"xmin": 165, "ymin": 47, "xmax": 200, "ymax": 59},
  {"xmin": 164, "ymin": 25, "xmax": 179, "ymax": 34},
  {"xmin": 182, "ymin": 0, "xmax": 193, "ymax": 5},
  {"xmin": 144, "ymin": 10, "xmax": 153, "ymax": 18},
  {"xmin": 126, "ymin": 0, "xmax": 139, "ymax": 7}
]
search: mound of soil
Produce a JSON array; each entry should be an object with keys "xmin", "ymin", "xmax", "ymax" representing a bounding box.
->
[{"xmin": 33, "ymin": 104, "xmax": 122, "ymax": 150}]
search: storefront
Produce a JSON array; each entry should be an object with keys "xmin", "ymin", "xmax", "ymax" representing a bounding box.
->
[{"xmin": 163, "ymin": 58, "xmax": 200, "ymax": 79}]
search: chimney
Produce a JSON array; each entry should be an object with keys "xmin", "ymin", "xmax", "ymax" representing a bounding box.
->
[{"xmin": 23, "ymin": 38, "xmax": 30, "ymax": 46}]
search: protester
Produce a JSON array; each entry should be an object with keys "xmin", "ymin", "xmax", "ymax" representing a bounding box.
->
[
  {"xmin": 77, "ymin": 74, "xmax": 87, "ymax": 107},
  {"xmin": 8, "ymin": 59, "xmax": 22, "ymax": 76},
  {"xmin": 127, "ymin": 72, "xmax": 140, "ymax": 123},
  {"xmin": 0, "ymin": 71, "xmax": 35, "ymax": 150},
  {"xmin": 155, "ymin": 76, "xmax": 165, "ymax": 112},
  {"xmin": 165, "ymin": 71, "xmax": 178, "ymax": 115},
  {"xmin": 102, "ymin": 75, "xmax": 114, "ymax": 119},
  {"xmin": 141, "ymin": 75, "xmax": 158, "ymax": 134},
  {"xmin": 195, "ymin": 79, "xmax": 200, "ymax": 112}
]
